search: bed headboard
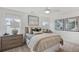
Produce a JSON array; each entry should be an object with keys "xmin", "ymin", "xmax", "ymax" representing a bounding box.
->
[
  {"xmin": 25, "ymin": 26, "xmax": 42, "ymax": 34},
  {"xmin": 25, "ymin": 26, "xmax": 53, "ymax": 35}
]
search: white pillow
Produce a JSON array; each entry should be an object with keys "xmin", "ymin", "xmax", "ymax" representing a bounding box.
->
[
  {"xmin": 26, "ymin": 33, "xmax": 34, "ymax": 40},
  {"xmin": 33, "ymin": 31, "xmax": 43, "ymax": 35}
]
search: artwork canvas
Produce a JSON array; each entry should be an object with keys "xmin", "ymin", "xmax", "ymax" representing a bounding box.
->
[
  {"xmin": 28, "ymin": 15, "xmax": 39, "ymax": 26},
  {"xmin": 55, "ymin": 16, "xmax": 79, "ymax": 32},
  {"xmin": 64, "ymin": 18, "xmax": 78, "ymax": 32},
  {"xmin": 55, "ymin": 19, "xmax": 64, "ymax": 31}
]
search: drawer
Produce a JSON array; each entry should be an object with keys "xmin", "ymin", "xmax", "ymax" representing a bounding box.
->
[
  {"xmin": 2, "ymin": 35, "xmax": 23, "ymax": 40},
  {"xmin": 2, "ymin": 39, "xmax": 23, "ymax": 45},
  {"xmin": 16, "ymin": 36, "xmax": 23, "ymax": 39},
  {"xmin": 2, "ymin": 42, "xmax": 23, "ymax": 50}
]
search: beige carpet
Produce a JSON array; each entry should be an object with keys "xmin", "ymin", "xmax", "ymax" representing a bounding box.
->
[
  {"xmin": 62, "ymin": 41, "xmax": 79, "ymax": 52},
  {"xmin": 4, "ymin": 41, "xmax": 79, "ymax": 52}
]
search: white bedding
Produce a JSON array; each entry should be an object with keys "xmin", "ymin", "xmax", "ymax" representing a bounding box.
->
[
  {"xmin": 26, "ymin": 33, "xmax": 60, "ymax": 51},
  {"xmin": 43, "ymin": 43, "xmax": 60, "ymax": 52}
]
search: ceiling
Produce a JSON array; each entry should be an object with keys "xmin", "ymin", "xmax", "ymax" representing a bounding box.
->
[{"xmin": 5, "ymin": 7, "xmax": 79, "ymax": 16}]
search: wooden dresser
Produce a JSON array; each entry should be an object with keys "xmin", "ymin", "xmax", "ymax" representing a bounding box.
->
[{"xmin": 1, "ymin": 34, "xmax": 24, "ymax": 51}]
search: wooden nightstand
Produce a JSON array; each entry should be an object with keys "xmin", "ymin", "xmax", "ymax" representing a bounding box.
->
[{"xmin": 1, "ymin": 34, "xmax": 24, "ymax": 51}]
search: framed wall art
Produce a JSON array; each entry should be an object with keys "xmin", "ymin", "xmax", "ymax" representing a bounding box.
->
[
  {"xmin": 64, "ymin": 18, "xmax": 78, "ymax": 32},
  {"xmin": 55, "ymin": 19, "xmax": 64, "ymax": 31},
  {"xmin": 55, "ymin": 16, "xmax": 79, "ymax": 32},
  {"xmin": 28, "ymin": 15, "xmax": 39, "ymax": 26}
]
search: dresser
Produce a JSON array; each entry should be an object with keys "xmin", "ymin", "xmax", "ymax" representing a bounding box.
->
[{"xmin": 1, "ymin": 34, "xmax": 24, "ymax": 51}]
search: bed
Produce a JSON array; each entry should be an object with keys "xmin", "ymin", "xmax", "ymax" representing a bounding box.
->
[{"xmin": 25, "ymin": 27, "xmax": 63, "ymax": 52}]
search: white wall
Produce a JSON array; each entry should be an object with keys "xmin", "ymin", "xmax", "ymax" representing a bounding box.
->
[
  {"xmin": 0, "ymin": 11, "xmax": 5, "ymax": 36},
  {"xmin": 50, "ymin": 11, "xmax": 79, "ymax": 44}
]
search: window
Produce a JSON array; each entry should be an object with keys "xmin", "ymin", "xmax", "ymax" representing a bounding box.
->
[
  {"xmin": 5, "ymin": 17, "xmax": 21, "ymax": 35},
  {"xmin": 42, "ymin": 21, "xmax": 49, "ymax": 29}
]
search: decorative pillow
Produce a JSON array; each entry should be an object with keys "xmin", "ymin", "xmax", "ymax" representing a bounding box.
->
[
  {"xmin": 33, "ymin": 31, "xmax": 43, "ymax": 35},
  {"xmin": 43, "ymin": 29, "xmax": 53, "ymax": 33},
  {"xmin": 26, "ymin": 33, "xmax": 34, "ymax": 40}
]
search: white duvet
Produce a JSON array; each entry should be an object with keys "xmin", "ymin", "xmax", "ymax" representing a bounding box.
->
[{"xmin": 27, "ymin": 33, "xmax": 59, "ymax": 51}]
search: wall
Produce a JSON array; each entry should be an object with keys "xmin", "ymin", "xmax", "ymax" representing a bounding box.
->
[
  {"xmin": 0, "ymin": 11, "xmax": 5, "ymax": 36},
  {"xmin": 50, "ymin": 11, "xmax": 79, "ymax": 44}
]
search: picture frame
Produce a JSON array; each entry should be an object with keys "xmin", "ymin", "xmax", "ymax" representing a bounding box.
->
[
  {"xmin": 55, "ymin": 19, "xmax": 64, "ymax": 31},
  {"xmin": 64, "ymin": 18, "xmax": 78, "ymax": 32},
  {"xmin": 28, "ymin": 15, "xmax": 39, "ymax": 26},
  {"xmin": 55, "ymin": 16, "xmax": 79, "ymax": 32}
]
